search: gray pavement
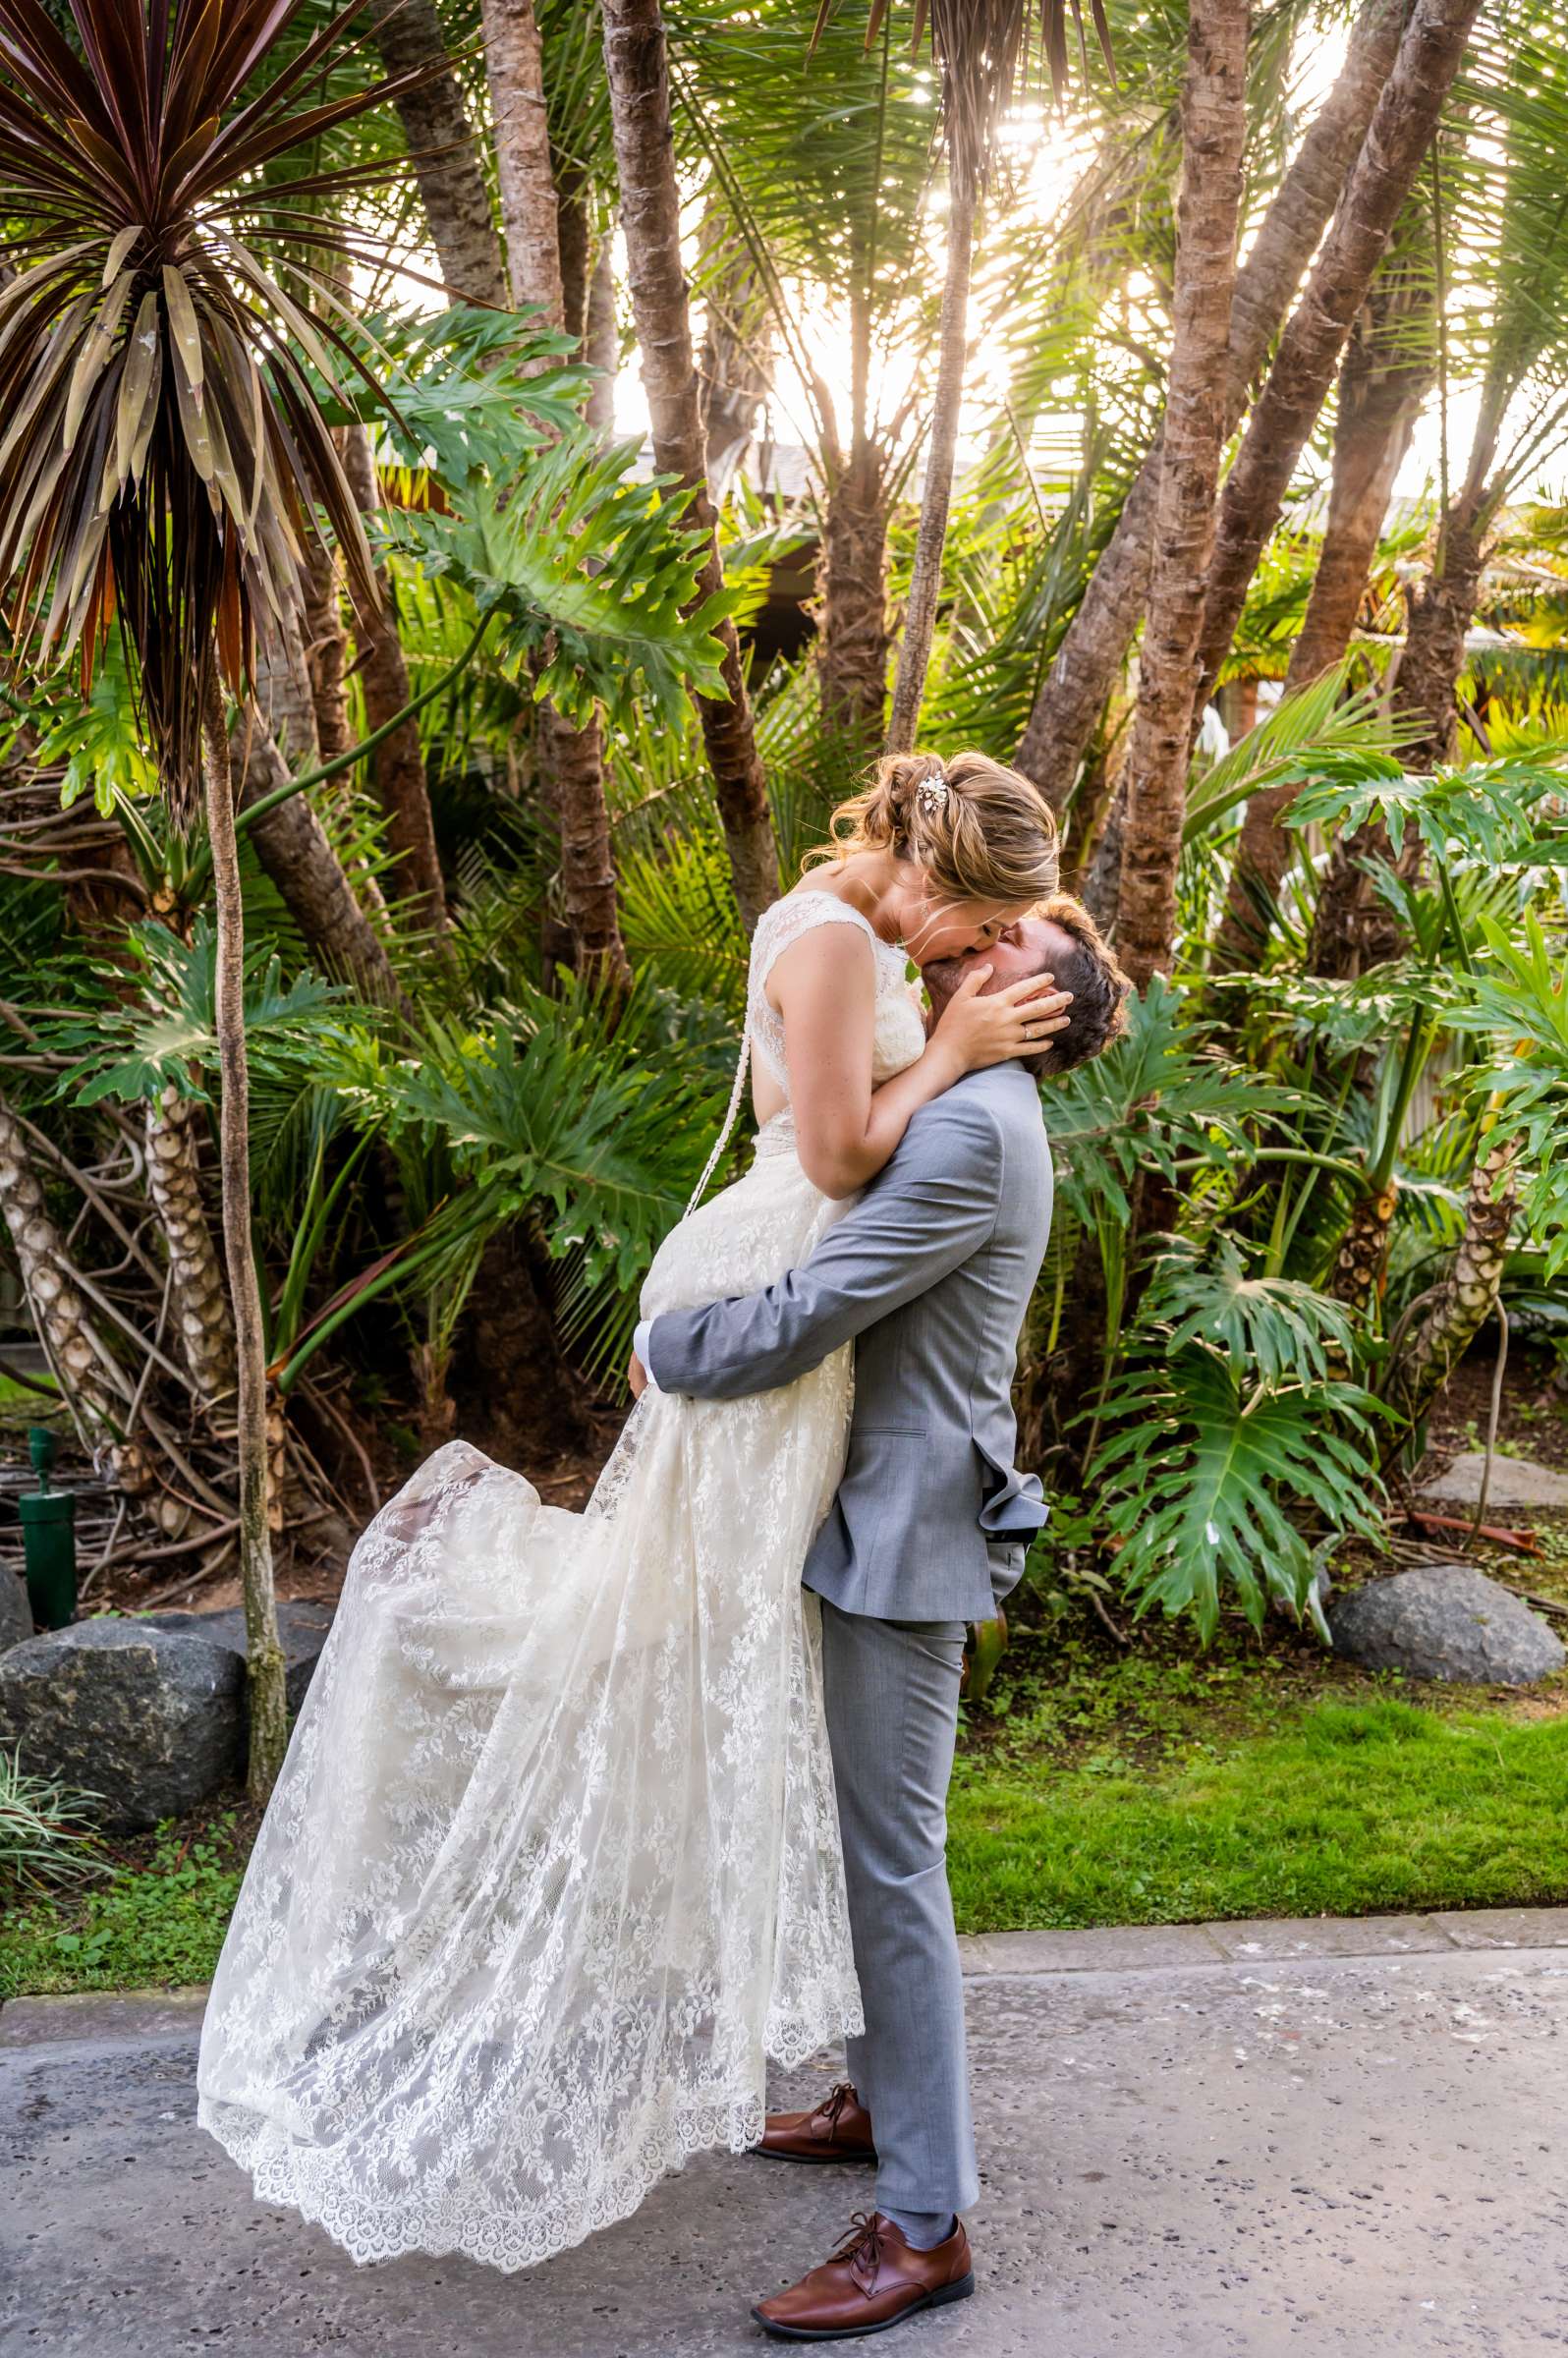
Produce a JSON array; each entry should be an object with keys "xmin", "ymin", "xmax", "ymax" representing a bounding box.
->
[{"xmin": 3, "ymin": 1911, "xmax": 1567, "ymax": 2357}]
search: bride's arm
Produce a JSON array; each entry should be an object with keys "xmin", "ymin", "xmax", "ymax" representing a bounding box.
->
[{"xmin": 771, "ymin": 928, "xmax": 1068, "ymax": 1200}]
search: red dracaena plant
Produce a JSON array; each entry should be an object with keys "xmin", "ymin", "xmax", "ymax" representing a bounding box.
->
[{"xmin": 0, "ymin": 0, "xmax": 430, "ymax": 821}]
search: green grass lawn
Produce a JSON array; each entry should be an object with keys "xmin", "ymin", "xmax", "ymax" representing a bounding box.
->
[
  {"xmin": 5, "ymin": 1671, "xmax": 1566, "ymax": 1996},
  {"xmin": 950, "ymin": 1696, "xmax": 1568, "ymax": 1930}
]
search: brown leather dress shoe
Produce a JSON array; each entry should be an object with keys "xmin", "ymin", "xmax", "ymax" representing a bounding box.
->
[
  {"xmin": 756, "ymin": 2081, "xmax": 876, "ymax": 2165},
  {"xmin": 753, "ymin": 2211, "xmax": 975, "ymax": 2340}
]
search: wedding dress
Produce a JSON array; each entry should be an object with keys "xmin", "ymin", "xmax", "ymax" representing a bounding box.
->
[{"xmin": 196, "ymin": 892, "xmax": 929, "ymax": 2272}]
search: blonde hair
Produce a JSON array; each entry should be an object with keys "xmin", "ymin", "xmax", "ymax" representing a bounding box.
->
[{"xmin": 810, "ymin": 750, "xmax": 1059, "ymax": 909}]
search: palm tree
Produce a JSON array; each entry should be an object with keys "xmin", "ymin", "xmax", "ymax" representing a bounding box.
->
[
  {"xmin": 599, "ymin": 0, "xmax": 778, "ymax": 930},
  {"xmin": 1213, "ymin": 209, "xmax": 1437, "ymax": 967},
  {"xmin": 885, "ymin": 1, "xmax": 1043, "ymax": 754},
  {"xmin": 1014, "ymin": 0, "xmax": 1411, "ymax": 810},
  {"xmin": 367, "ymin": 0, "xmax": 509, "ymax": 307},
  {"xmin": 1112, "ymin": 0, "xmax": 1250, "ymax": 989},
  {"xmin": 0, "ymin": 0, "xmax": 428, "ymax": 1794},
  {"xmin": 1190, "ymin": 0, "xmax": 1484, "ymax": 715},
  {"xmin": 485, "ymin": 0, "xmax": 632, "ymax": 990},
  {"xmin": 679, "ymin": 0, "xmax": 936, "ymax": 758},
  {"xmin": 1312, "ymin": 21, "xmax": 1568, "ymax": 981}
]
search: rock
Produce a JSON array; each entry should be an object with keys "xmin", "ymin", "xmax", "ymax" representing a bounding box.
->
[
  {"xmin": 1329, "ymin": 1562, "xmax": 1566, "ymax": 1686},
  {"xmin": 1418, "ymin": 1452, "xmax": 1568, "ymax": 1513},
  {"xmin": 0, "ymin": 1620, "xmax": 243, "ymax": 1827},
  {"xmin": 145, "ymin": 1599, "xmax": 333, "ymax": 1716},
  {"xmin": 0, "ymin": 1569, "xmax": 32, "ymax": 1653}
]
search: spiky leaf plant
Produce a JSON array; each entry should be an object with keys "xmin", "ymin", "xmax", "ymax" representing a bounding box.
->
[{"xmin": 0, "ymin": 0, "xmax": 428, "ymax": 1797}]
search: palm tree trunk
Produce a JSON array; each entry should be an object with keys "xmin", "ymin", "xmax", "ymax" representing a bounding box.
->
[
  {"xmin": 1113, "ymin": 0, "xmax": 1251, "ymax": 990},
  {"xmin": 0, "ymin": 1094, "xmax": 122, "ymax": 1441},
  {"xmin": 200, "ymin": 677, "xmax": 287, "ymax": 1801},
  {"xmin": 586, "ymin": 233, "xmax": 618, "ymax": 433},
  {"xmin": 1214, "ymin": 263, "xmax": 1435, "ymax": 967},
  {"xmin": 696, "ymin": 205, "xmax": 774, "ymax": 501},
  {"xmin": 484, "ymin": 0, "xmax": 563, "ymax": 317},
  {"xmin": 300, "ymin": 539, "xmax": 353, "ymax": 766},
  {"xmin": 887, "ymin": 173, "xmax": 976, "ymax": 754},
  {"xmin": 817, "ymin": 430, "xmax": 890, "ymax": 757},
  {"xmin": 1015, "ymin": 0, "xmax": 1410, "ymax": 807},
  {"xmin": 1393, "ymin": 1124, "xmax": 1519, "ymax": 1418},
  {"xmin": 144, "ymin": 1086, "xmax": 238, "ymax": 1412},
  {"xmin": 1396, "ymin": 492, "xmax": 1489, "ymax": 767},
  {"xmin": 1310, "ymin": 437, "xmax": 1494, "ymax": 981},
  {"xmin": 367, "ymin": 0, "xmax": 508, "ymax": 309},
  {"xmin": 1190, "ymin": 0, "xmax": 1483, "ymax": 713},
  {"xmin": 340, "ymin": 427, "xmax": 450, "ymax": 934},
  {"xmin": 485, "ymin": 0, "xmax": 632, "ymax": 994},
  {"xmin": 599, "ymin": 0, "xmax": 778, "ymax": 930},
  {"xmin": 233, "ymin": 710, "xmax": 408, "ymax": 1010},
  {"xmin": 1327, "ymin": 1176, "xmax": 1400, "ymax": 1317}
]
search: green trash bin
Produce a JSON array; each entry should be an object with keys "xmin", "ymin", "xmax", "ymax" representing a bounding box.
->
[{"xmin": 19, "ymin": 1424, "xmax": 76, "ymax": 1630}]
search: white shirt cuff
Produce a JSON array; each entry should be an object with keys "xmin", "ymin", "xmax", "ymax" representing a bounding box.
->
[{"xmin": 633, "ymin": 1318, "xmax": 660, "ymax": 1394}]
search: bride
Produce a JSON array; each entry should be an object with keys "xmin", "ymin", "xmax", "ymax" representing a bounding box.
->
[{"xmin": 196, "ymin": 748, "xmax": 1067, "ymax": 2272}]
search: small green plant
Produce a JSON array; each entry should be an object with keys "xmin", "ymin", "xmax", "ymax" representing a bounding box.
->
[
  {"xmin": 0, "ymin": 1813, "xmax": 247, "ymax": 1997},
  {"xmin": 0, "ymin": 1749, "xmax": 107, "ymax": 1905}
]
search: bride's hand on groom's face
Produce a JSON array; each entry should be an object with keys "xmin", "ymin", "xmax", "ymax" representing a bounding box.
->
[{"xmin": 929, "ymin": 966, "xmax": 1073, "ymax": 1076}]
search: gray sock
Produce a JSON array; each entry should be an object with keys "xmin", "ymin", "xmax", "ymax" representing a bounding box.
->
[{"xmin": 878, "ymin": 2206, "xmax": 957, "ymax": 2251}]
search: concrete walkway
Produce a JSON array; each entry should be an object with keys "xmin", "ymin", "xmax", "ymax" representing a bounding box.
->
[{"xmin": 4, "ymin": 1910, "xmax": 1567, "ymax": 2357}]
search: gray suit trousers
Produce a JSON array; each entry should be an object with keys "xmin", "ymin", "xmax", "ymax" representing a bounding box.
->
[{"xmin": 819, "ymin": 1600, "xmax": 979, "ymax": 2216}]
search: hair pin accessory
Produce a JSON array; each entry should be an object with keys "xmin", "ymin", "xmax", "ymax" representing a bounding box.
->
[{"xmin": 916, "ymin": 767, "xmax": 948, "ymax": 819}]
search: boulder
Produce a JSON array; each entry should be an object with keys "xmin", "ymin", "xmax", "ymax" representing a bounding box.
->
[
  {"xmin": 146, "ymin": 1599, "xmax": 333, "ymax": 1716},
  {"xmin": 0, "ymin": 1568, "xmax": 32, "ymax": 1654},
  {"xmin": 1418, "ymin": 1452, "xmax": 1568, "ymax": 1514},
  {"xmin": 1329, "ymin": 1562, "xmax": 1566, "ymax": 1686},
  {"xmin": 0, "ymin": 1619, "xmax": 243, "ymax": 1827}
]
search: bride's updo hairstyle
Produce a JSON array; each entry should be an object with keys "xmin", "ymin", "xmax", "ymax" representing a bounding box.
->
[{"xmin": 812, "ymin": 750, "xmax": 1060, "ymax": 908}]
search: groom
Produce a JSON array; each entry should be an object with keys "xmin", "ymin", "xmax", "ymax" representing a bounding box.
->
[{"xmin": 633, "ymin": 900, "xmax": 1130, "ymax": 2341}]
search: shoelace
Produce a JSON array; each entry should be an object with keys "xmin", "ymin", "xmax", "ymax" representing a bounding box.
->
[
  {"xmin": 830, "ymin": 2211, "xmax": 886, "ymax": 2292},
  {"xmin": 812, "ymin": 2081, "xmax": 859, "ymax": 2141}
]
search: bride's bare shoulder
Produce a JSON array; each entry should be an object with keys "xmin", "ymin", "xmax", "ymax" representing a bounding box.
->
[{"xmin": 757, "ymin": 890, "xmax": 878, "ymax": 994}]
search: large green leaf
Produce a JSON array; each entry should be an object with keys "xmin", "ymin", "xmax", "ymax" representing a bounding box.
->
[
  {"xmin": 1092, "ymin": 1347, "xmax": 1387, "ymax": 1640},
  {"xmin": 394, "ymin": 441, "xmax": 736, "ymax": 729}
]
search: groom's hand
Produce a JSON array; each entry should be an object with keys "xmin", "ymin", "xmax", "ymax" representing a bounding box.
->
[{"xmin": 628, "ymin": 1350, "xmax": 648, "ymax": 1399}]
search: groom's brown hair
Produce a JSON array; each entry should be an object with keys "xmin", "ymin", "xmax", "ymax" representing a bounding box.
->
[{"xmin": 1025, "ymin": 896, "xmax": 1132, "ymax": 1079}]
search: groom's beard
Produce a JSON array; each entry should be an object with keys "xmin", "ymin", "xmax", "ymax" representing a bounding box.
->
[{"xmin": 920, "ymin": 955, "xmax": 969, "ymax": 1012}]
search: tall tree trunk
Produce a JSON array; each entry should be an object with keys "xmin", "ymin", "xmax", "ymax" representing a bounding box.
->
[
  {"xmin": 300, "ymin": 540, "xmax": 353, "ymax": 766},
  {"xmin": 1191, "ymin": 0, "xmax": 1484, "ymax": 712},
  {"xmin": 233, "ymin": 710, "xmax": 408, "ymax": 1010},
  {"xmin": 1393, "ymin": 1124, "xmax": 1519, "ymax": 1418},
  {"xmin": 1015, "ymin": 0, "xmax": 1410, "ymax": 807},
  {"xmin": 0, "ymin": 1095, "xmax": 122, "ymax": 1442},
  {"xmin": 484, "ymin": 0, "xmax": 563, "ymax": 319},
  {"xmin": 485, "ymin": 0, "xmax": 632, "ymax": 993},
  {"xmin": 144, "ymin": 1087, "xmax": 238, "ymax": 1412},
  {"xmin": 1311, "ymin": 421, "xmax": 1496, "ymax": 981},
  {"xmin": 367, "ymin": 0, "xmax": 508, "ymax": 308},
  {"xmin": 600, "ymin": 0, "xmax": 778, "ymax": 930},
  {"xmin": 585, "ymin": 232, "xmax": 618, "ymax": 432},
  {"xmin": 817, "ymin": 434, "xmax": 890, "ymax": 758},
  {"xmin": 1395, "ymin": 491, "xmax": 1489, "ymax": 767},
  {"xmin": 1113, "ymin": 0, "xmax": 1250, "ymax": 989},
  {"xmin": 697, "ymin": 206, "xmax": 774, "ymax": 500},
  {"xmin": 1214, "ymin": 259, "xmax": 1435, "ymax": 967},
  {"xmin": 200, "ymin": 678, "xmax": 287, "ymax": 1800},
  {"xmin": 887, "ymin": 175, "xmax": 976, "ymax": 754},
  {"xmin": 340, "ymin": 427, "xmax": 450, "ymax": 933}
]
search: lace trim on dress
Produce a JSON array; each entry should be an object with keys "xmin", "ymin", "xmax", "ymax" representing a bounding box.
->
[{"xmin": 687, "ymin": 895, "xmax": 898, "ymax": 1214}]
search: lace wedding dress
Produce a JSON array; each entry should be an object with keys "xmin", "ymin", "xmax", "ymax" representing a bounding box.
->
[{"xmin": 196, "ymin": 892, "xmax": 928, "ymax": 2272}]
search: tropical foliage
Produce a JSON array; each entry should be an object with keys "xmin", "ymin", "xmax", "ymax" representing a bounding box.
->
[{"xmin": 0, "ymin": 0, "xmax": 1565, "ymax": 1768}]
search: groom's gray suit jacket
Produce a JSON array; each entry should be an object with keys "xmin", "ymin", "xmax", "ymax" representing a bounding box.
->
[{"xmin": 644, "ymin": 1060, "xmax": 1053, "ymax": 1625}]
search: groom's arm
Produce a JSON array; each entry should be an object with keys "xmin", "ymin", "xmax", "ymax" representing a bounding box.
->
[{"xmin": 642, "ymin": 1091, "xmax": 1003, "ymax": 1402}]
